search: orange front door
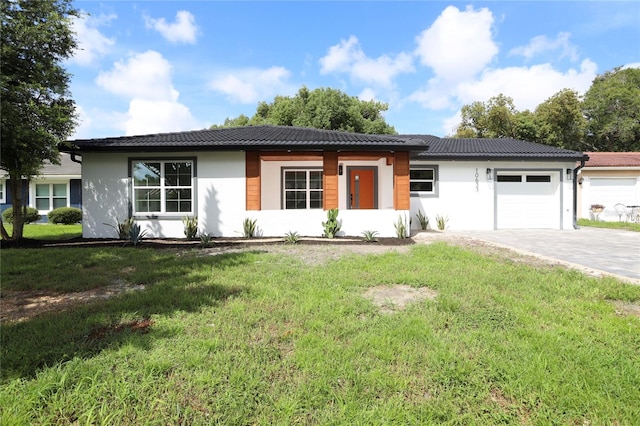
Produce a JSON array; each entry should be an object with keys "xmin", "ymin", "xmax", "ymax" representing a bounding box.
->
[{"xmin": 349, "ymin": 168, "xmax": 376, "ymax": 209}]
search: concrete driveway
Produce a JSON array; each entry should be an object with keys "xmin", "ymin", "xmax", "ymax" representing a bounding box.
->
[{"xmin": 452, "ymin": 228, "xmax": 640, "ymax": 283}]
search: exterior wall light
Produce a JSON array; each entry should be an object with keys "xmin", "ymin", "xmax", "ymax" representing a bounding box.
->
[
  {"xmin": 566, "ymin": 168, "xmax": 573, "ymax": 180},
  {"xmin": 486, "ymin": 168, "xmax": 492, "ymax": 181},
  {"xmin": 338, "ymin": 163, "xmax": 343, "ymax": 175}
]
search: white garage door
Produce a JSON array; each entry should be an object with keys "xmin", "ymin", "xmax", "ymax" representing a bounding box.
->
[
  {"xmin": 589, "ymin": 178, "xmax": 637, "ymax": 208},
  {"xmin": 496, "ymin": 171, "xmax": 561, "ymax": 229}
]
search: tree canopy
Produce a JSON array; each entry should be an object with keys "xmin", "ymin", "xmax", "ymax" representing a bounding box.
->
[
  {"xmin": 0, "ymin": 0, "xmax": 79, "ymax": 240},
  {"xmin": 452, "ymin": 67, "xmax": 640, "ymax": 152},
  {"xmin": 212, "ymin": 87, "xmax": 397, "ymax": 134}
]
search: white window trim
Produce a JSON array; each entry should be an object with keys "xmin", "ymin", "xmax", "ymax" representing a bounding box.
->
[
  {"xmin": 410, "ymin": 165, "xmax": 438, "ymax": 198},
  {"xmin": 281, "ymin": 168, "xmax": 324, "ymax": 210},
  {"xmin": 0, "ymin": 180, "xmax": 5, "ymax": 204},
  {"xmin": 32, "ymin": 181, "xmax": 70, "ymax": 213},
  {"xmin": 131, "ymin": 159, "xmax": 195, "ymax": 217}
]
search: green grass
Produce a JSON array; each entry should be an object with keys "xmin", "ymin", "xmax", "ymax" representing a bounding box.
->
[
  {"xmin": 2, "ymin": 223, "xmax": 82, "ymax": 240},
  {"xmin": 1, "ymin": 243, "xmax": 639, "ymax": 424},
  {"xmin": 578, "ymin": 218, "xmax": 640, "ymax": 232}
]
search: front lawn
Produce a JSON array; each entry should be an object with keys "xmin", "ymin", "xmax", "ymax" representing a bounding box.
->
[
  {"xmin": 578, "ymin": 218, "xmax": 640, "ymax": 232},
  {"xmin": 1, "ymin": 243, "xmax": 639, "ymax": 424}
]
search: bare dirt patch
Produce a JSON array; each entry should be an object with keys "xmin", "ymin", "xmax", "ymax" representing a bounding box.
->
[
  {"xmin": 611, "ymin": 300, "xmax": 640, "ymax": 318},
  {"xmin": 364, "ymin": 284, "xmax": 438, "ymax": 314},
  {"xmin": 1, "ymin": 282, "xmax": 145, "ymax": 323}
]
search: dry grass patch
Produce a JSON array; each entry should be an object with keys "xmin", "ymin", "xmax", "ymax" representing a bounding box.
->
[
  {"xmin": 364, "ymin": 284, "xmax": 438, "ymax": 314},
  {"xmin": 611, "ymin": 300, "xmax": 640, "ymax": 317}
]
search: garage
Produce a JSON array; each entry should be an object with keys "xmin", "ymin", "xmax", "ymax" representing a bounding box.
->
[
  {"xmin": 588, "ymin": 178, "xmax": 637, "ymax": 209},
  {"xmin": 496, "ymin": 171, "xmax": 561, "ymax": 229}
]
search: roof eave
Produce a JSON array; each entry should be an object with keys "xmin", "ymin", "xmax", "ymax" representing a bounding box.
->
[{"xmin": 411, "ymin": 153, "xmax": 589, "ymax": 162}]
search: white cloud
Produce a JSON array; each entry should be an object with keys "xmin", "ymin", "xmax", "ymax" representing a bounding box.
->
[
  {"xmin": 414, "ymin": 5, "xmax": 498, "ymax": 82},
  {"xmin": 123, "ymin": 99, "xmax": 199, "ymax": 136},
  {"xmin": 622, "ymin": 62, "xmax": 640, "ymax": 70},
  {"xmin": 144, "ymin": 10, "xmax": 198, "ymax": 44},
  {"xmin": 70, "ymin": 12, "xmax": 116, "ymax": 66},
  {"xmin": 96, "ymin": 51, "xmax": 178, "ymax": 101},
  {"xmin": 208, "ymin": 67, "xmax": 294, "ymax": 104},
  {"xmin": 95, "ymin": 50, "xmax": 199, "ymax": 136},
  {"xmin": 358, "ymin": 88, "xmax": 377, "ymax": 102},
  {"xmin": 319, "ymin": 35, "xmax": 414, "ymax": 87},
  {"xmin": 510, "ymin": 32, "xmax": 579, "ymax": 62},
  {"xmin": 456, "ymin": 59, "xmax": 598, "ymax": 110}
]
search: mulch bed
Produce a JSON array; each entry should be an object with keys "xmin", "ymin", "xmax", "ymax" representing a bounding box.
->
[{"xmin": 1, "ymin": 236, "xmax": 415, "ymax": 250}]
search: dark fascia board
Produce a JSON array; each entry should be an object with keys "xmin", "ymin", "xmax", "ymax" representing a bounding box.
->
[{"xmin": 410, "ymin": 153, "xmax": 590, "ymax": 162}]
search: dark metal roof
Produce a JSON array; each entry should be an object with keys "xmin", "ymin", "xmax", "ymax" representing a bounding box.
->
[
  {"xmin": 64, "ymin": 126, "xmax": 587, "ymax": 161},
  {"xmin": 65, "ymin": 125, "xmax": 429, "ymax": 152},
  {"xmin": 406, "ymin": 137, "xmax": 588, "ymax": 161}
]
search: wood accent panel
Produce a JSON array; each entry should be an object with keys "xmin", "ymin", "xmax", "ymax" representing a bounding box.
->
[
  {"xmin": 393, "ymin": 151, "xmax": 410, "ymax": 210},
  {"xmin": 260, "ymin": 152, "xmax": 323, "ymax": 161},
  {"xmin": 337, "ymin": 152, "xmax": 391, "ymax": 162},
  {"xmin": 245, "ymin": 151, "xmax": 261, "ymax": 210},
  {"xmin": 323, "ymin": 152, "xmax": 339, "ymax": 210}
]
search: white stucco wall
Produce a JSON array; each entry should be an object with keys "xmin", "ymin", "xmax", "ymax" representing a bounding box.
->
[
  {"xmin": 82, "ymin": 151, "xmax": 247, "ymax": 238},
  {"xmin": 82, "ymin": 153, "xmax": 579, "ymax": 238},
  {"xmin": 410, "ymin": 161, "xmax": 577, "ymax": 231}
]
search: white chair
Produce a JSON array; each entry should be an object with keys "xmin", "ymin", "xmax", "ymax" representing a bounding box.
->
[{"xmin": 614, "ymin": 203, "xmax": 628, "ymax": 222}]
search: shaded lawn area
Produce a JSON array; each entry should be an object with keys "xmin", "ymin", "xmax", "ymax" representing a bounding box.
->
[{"xmin": 1, "ymin": 243, "xmax": 639, "ymax": 424}]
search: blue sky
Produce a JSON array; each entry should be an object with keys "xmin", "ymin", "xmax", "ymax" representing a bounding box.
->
[{"xmin": 68, "ymin": 1, "xmax": 640, "ymax": 139}]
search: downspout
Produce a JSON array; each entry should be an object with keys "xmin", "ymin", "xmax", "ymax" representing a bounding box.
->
[
  {"xmin": 70, "ymin": 153, "xmax": 82, "ymax": 164},
  {"xmin": 573, "ymin": 159, "xmax": 587, "ymax": 229}
]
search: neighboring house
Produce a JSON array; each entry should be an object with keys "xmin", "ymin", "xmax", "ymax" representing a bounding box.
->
[
  {"xmin": 578, "ymin": 152, "xmax": 640, "ymax": 221},
  {"xmin": 64, "ymin": 125, "xmax": 587, "ymax": 238},
  {"xmin": 0, "ymin": 153, "xmax": 82, "ymax": 222}
]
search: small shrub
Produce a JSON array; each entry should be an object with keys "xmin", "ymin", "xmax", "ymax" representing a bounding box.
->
[
  {"xmin": 183, "ymin": 216, "xmax": 198, "ymax": 239},
  {"xmin": 2, "ymin": 207, "xmax": 40, "ymax": 224},
  {"xmin": 128, "ymin": 221, "xmax": 147, "ymax": 246},
  {"xmin": 284, "ymin": 231, "xmax": 300, "ymax": 244},
  {"xmin": 394, "ymin": 215, "xmax": 408, "ymax": 239},
  {"xmin": 415, "ymin": 210, "xmax": 429, "ymax": 230},
  {"xmin": 48, "ymin": 207, "xmax": 82, "ymax": 224},
  {"xmin": 104, "ymin": 217, "xmax": 134, "ymax": 239},
  {"xmin": 198, "ymin": 232, "xmax": 213, "ymax": 248},
  {"xmin": 322, "ymin": 208, "xmax": 341, "ymax": 238},
  {"xmin": 361, "ymin": 230, "xmax": 379, "ymax": 243},
  {"xmin": 243, "ymin": 217, "xmax": 257, "ymax": 238},
  {"xmin": 435, "ymin": 214, "xmax": 449, "ymax": 231}
]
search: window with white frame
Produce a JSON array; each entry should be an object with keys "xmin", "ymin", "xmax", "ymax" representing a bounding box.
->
[
  {"xmin": 132, "ymin": 160, "xmax": 193, "ymax": 214},
  {"xmin": 35, "ymin": 183, "xmax": 68, "ymax": 211},
  {"xmin": 410, "ymin": 166, "xmax": 438, "ymax": 196},
  {"xmin": 0, "ymin": 180, "xmax": 5, "ymax": 203},
  {"xmin": 283, "ymin": 169, "xmax": 323, "ymax": 209}
]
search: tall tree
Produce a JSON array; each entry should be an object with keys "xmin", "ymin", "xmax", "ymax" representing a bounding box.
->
[
  {"xmin": 583, "ymin": 67, "xmax": 640, "ymax": 151},
  {"xmin": 535, "ymin": 89, "xmax": 587, "ymax": 151},
  {"xmin": 213, "ymin": 86, "xmax": 396, "ymax": 134},
  {"xmin": 0, "ymin": 0, "xmax": 78, "ymax": 240},
  {"xmin": 453, "ymin": 94, "xmax": 518, "ymax": 138}
]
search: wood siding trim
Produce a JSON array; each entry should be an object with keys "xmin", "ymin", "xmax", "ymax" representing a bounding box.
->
[
  {"xmin": 246, "ymin": 151, "xmax": 261, "ymax": 210},
  {"xmin": 260, "ymin": 152, "xmax": 323, "ymax": 161},
  {"xmin": 393, "ymin": 151, "xmax": 410, "ymax": 210},
  {"xmin": 323, "ymin": 152, "xmax": 339, "ymax": 210}
]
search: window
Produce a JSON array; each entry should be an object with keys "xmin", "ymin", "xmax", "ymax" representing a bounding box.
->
[
  {"xmin": 35, "ymin": 183, "xmax": 68, "ymax": 211},
  {"xmin": 497, "ymin": 175, "xmax": 522, "ymax": 182},
  {"xmin": 132, "ymin": 160, "xmax": 193, "ymax": 214},
  {"xmin": 526, "ymin": 175, "xmax": 551, "ymax": 183},
  {"xmin": 410, "ymin": 166, "xmax": 438, "ymax": 196},
  {"xmin": 283, "ymin": 169, "xmax": 323, "ymax": 209},
  {"xmin": 0, "ymin": 180, "xmax": 4, "ymax": 203}
]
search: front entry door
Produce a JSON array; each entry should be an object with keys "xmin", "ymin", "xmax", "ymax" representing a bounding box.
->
[{"xmin": 349, "ymin": 168, "xmax": 376, "ymax": 209}]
